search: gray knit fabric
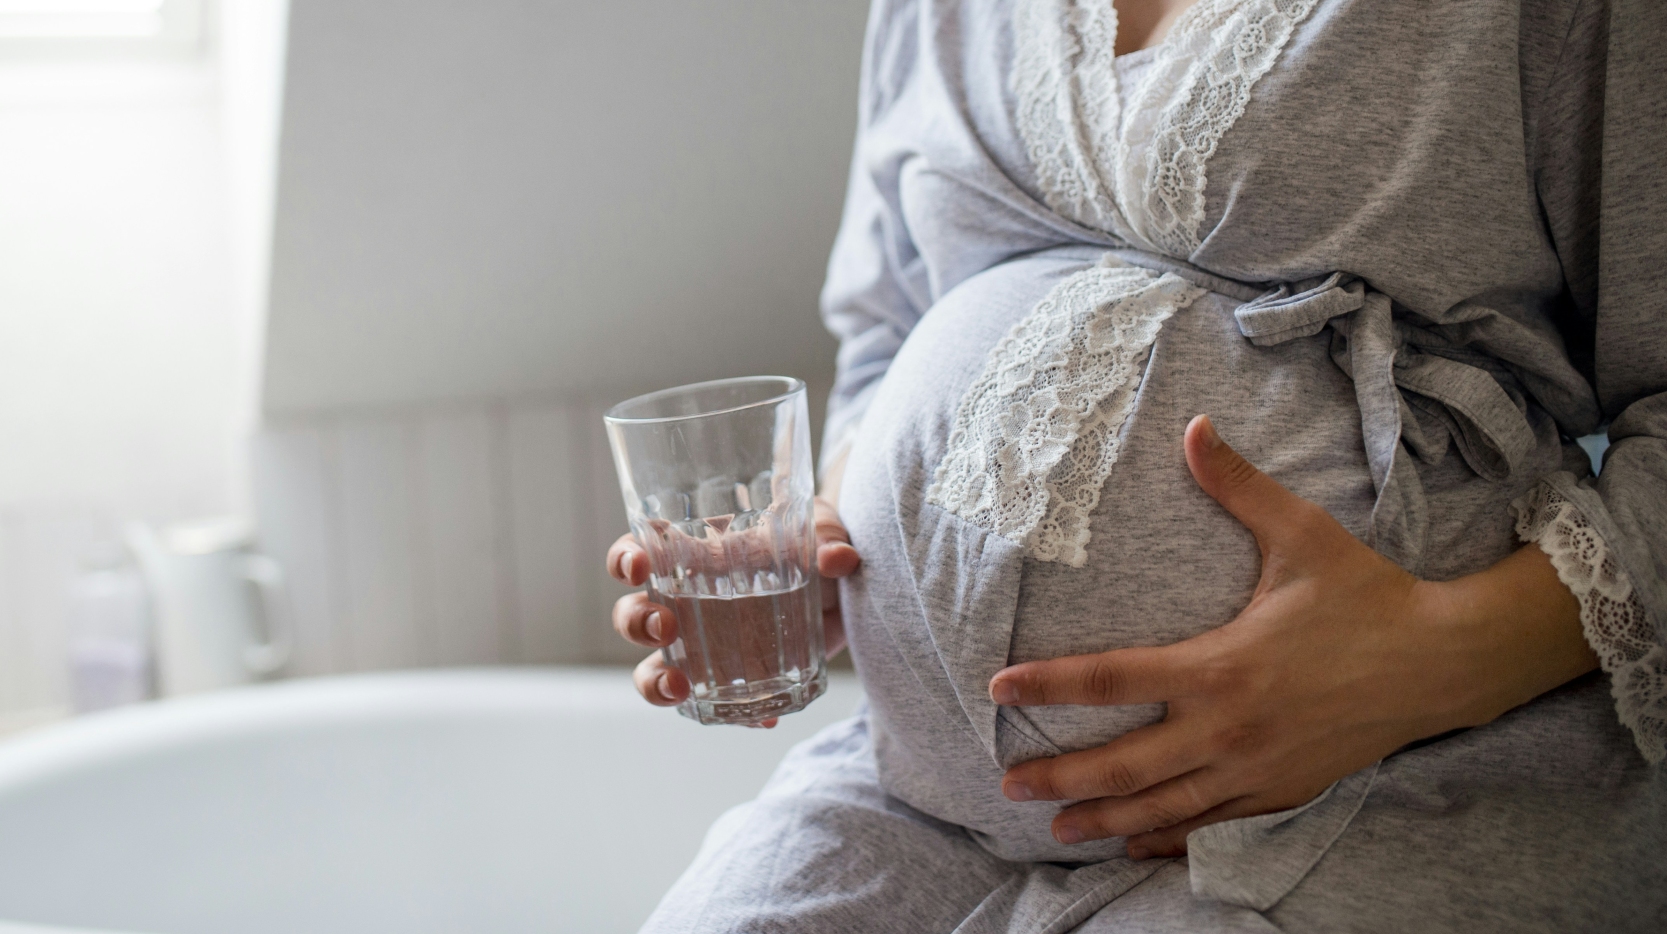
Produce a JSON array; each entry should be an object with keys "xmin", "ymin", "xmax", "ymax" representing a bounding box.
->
[{"xmin": 641, "ymin": 1, "xmax": 1667, "ymax": 930}]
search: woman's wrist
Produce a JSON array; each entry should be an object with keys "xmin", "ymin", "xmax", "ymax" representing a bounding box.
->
[{"xmin": 1412, "ymin": 544, "xmax": 1597, "ymax": 734}]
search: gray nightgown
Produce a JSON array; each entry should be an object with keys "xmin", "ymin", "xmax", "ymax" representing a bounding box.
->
[{"xmin": 641, "ymin": 1, "xmax": 1667, "ymax": 931}]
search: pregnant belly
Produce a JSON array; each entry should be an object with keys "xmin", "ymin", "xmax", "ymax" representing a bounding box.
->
[
  {"xmin": 1004, "ymin": 275, "xmax": 1380, "ymax": 758},
  {"xmin": 834, "ymin": 250, "xmax": 1536, "ymax": 857}
]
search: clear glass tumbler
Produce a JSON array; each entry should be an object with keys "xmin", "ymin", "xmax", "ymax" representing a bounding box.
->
[{"xmin": 604, "ymin": 376, "xmax": 826, "ymax": 725}]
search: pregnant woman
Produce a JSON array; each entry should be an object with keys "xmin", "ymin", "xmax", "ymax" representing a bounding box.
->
[{"xmin": 610, "ymin": 0, "xmax": 1666, "ymax": 929}]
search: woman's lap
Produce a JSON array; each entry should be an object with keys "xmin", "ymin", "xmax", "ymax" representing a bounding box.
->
[
  {"xmin": 1261, "ymin": 675, "xmax": 1667, "ymax": 933},
  {"xmin": 639, "ymin": 713, "xmax": 1015, "ymax": 934},
  {"xmin": 643, "ymin": 687, "xmax": 1666, "ymax": 933},
  {"xmin": 639, "ymin": 713, "xmax": 1276, "ymax": 933}
]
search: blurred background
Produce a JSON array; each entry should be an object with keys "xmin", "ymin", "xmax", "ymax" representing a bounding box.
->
[{"xmin": 0, "ymin": 0, "xmax": 865, "ymax": 730}]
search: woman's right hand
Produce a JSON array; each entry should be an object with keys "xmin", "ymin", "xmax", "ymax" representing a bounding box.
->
[{"xmin": 606, "ymin": 495, "xmax": 861, "ymax": 713}]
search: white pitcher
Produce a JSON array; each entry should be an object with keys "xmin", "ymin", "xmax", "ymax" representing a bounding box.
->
[{"xmin": 126, "ymin": 518, "xmax": 292, "ymax": 696}]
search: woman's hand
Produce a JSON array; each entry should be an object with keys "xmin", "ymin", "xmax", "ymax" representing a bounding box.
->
[
  {"xmin": 607, "ymin": 496, "xmax": 861, "ymax": 719},
  {"xmin": 990, "ymin": 415, "xmax": 1596, "ymax": 858}
]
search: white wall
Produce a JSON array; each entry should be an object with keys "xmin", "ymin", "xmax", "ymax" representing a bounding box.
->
[
  {"xmin": 255, "ymin": 0, "xmax": 867, "ymax": 672},
  {"xmin": 263, "ymin": 0, "xmax": 864, "ymax": 412},
  {"xmin": 0, "ymin": 79, "xmax": 233, "ymax": 521}
]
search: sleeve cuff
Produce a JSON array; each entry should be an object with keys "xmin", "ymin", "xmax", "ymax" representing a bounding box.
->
[{"xmin": 1513, "ymin": 482, "xmax": 1667, "ymax": 763}]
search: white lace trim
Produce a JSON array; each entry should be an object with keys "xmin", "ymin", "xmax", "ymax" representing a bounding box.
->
[
  {"xmin": 1111, "ymin": 1, "xmax": 1235, "ymax": 245},
  {"xmin": 1010, "ymin": 0, "xmax": 1125, "ymax": 234},
  {"xmin": 1011, "ymin": 0, "xmax": 1320, "ymax": 258},
  {"xmin": 927, "ymin": 260, "xmax": 1203, "ymax": 566},
  {"xmin": 1142, "ymin": 0, "xmax": 1320, "ymax": 257},
  {"xmin": 1514, "ymin": 483, "xmax": 1666, "ymax": 763}
]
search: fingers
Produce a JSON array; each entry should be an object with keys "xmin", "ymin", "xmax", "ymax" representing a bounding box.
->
[
  {"xmin": 1183, "ymin": 415, "xmax": 1314, "ymax": 546},
  {"xmin": 1001, "ymin": 721, "xmax": 1209, "ymax": 803},
  {"xmin": 1049, "ymin": 769, "xmax": 1230, "ymax": 845},
  {"xmin": 613, "ymin": 538, "xmax": 681, "ymax": 708},
  {"xmin": 606, "ymin": 533, "xmax": 649, "ymax": 586},
  {"xmin": 633, "ymin": 652, "xmax": 689, "ymax": 707},
  {"xmin": 818, "ymin": 541, "xmax": 861, "ymax": 578},
  {"xmin": 612, "ymin": 591, "xmax": 677, "ymax": 648},
  {"xmin": 814, "ymin": 497, "xmax": 861, "ymax": 578},
  {"xmin": 989, "ymin": 646, "xmax": 1184, "ymax": 708},
  {"xmin": 631, "ymin": 652, "xmax": 773, "ymax": 727},
  {"xmin": 813, "ymin": 496, "xmax": 850, "ymax": 543},
  {"xmin": 612, "ymin": 503, "xmax": 862, "ymax": 588},
  {"xmin": 1123, "ymin": 797, "xmax": 1266, "ymax": 859}
]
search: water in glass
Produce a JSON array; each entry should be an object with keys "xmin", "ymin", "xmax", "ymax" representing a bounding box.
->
[{"xmin": 605, "ymin": 377, "xmax": 828, "ymax": 725}]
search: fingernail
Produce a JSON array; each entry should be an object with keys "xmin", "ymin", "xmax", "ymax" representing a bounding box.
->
[
  {"xmin": 1056, "ymin": 826, "xmax": 1084, "ymax": 845},
  {"xmin": 646, "ymin": 611, "xmax": 665, "ymax": 643},
  {"xmin": 621, "ymin": 552, "xmax": 636, "ymax": 579},
  {"xmin": 1004, "ymin": 781, "xmax": 1034, "ymax": 802},
  {"xmin": 1198, "ymin": 415, "xmax": 1222, "ymax": 449},
  {"xmin": 1128, "ymin": 846, "xmax": 1152, "ymax": 861},
  {"xmin": 657, "ymin": 672, "xmax": 677, "ymax": 701},
  {"xmin": 991, "ymin": 681, "xmax": 1019, "ymax": 705}
]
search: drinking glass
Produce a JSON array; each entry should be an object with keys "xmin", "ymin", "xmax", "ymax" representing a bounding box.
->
[{"xmin": 604, "ymin": 376, "xmax": 826, "ymax": 725}]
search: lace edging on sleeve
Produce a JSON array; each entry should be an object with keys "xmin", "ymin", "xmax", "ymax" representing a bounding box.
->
[{"xmin": 1513, "ymin": 483, "xmax": 1667, "ymax": 763}]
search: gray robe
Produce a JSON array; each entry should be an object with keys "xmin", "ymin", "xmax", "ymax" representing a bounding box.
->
[{"xmin": 642, "ymin": 1, "xmax": 1667, "ymax": 930}]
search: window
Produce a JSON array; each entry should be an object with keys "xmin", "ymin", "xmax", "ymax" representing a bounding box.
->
[{"xmin": 0, "ymin": 0, "xmax": 204, "ymax": 58}]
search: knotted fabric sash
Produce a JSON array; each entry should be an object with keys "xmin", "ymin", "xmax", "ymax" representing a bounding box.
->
[
  {"xmin": 1100, "ymin": 252, "xmax": 1538, "ymax": 575},
  {"xmin": 1234, "ymin": 271, "xmax": 1537, "ymax": 574}
]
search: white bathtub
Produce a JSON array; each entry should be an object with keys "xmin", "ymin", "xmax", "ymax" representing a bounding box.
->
[{"xmin": 0, "ymin": 668, "xmax": 862, "ymax": 934}]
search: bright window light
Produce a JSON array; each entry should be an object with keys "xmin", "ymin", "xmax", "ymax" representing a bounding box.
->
[{"xmin": 0, "ymin": 0, "xmax": 195, "ymax": 40}]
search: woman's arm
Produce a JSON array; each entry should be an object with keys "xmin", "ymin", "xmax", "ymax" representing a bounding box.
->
[
  {"xmin": 817, "ymin": 0, "xmax": 928, "ymax": 478},
  {"xmin": 988, "ymin": 416, "xmax": 1597, "ymax": 857},
  {"xmin": 1518, "ymin": 0, "xmax": 1667, "ymax": 762}
]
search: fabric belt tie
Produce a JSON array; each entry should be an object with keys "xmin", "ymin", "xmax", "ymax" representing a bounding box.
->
[{"xmin": 1233, "ymin": 272, "xmax": 1537, "ymax": 574}]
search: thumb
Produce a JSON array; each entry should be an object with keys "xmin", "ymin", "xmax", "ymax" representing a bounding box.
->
[
  {"xmin": 814, "ymin": 497, "xmax": 861, "ymax": 578},
  {"xmin": 1184, "ymin": 415, "xmax": 1309, "ymax": 545}
]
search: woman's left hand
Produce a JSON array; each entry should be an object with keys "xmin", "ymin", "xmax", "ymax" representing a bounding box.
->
[{"xmin": 989, "ymin": 415, "xmax": 1595, "ymax": 859}]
